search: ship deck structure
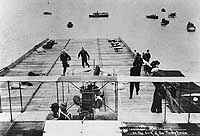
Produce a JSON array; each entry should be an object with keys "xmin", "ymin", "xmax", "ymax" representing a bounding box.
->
[{"xmin": 0, "ymin": 38, "xmax": 200, "ymax": 135}]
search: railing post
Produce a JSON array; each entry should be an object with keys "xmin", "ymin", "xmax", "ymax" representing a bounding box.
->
[
  {"xmin": 7, "ymin": 81, "xmax": 13, "ymax": 122},
  {"xmin": 93, "ymin": 59, "xmax": 95, "ymax": 70},
  {"xmin": 0, "ymin": 88, "xmax": 2, "ymax": 113},
  {"xmin": 163, "ymin": 95, "xmax": 167, "ymax": 123},
  {"xmin": 187, "ymin": 82, "xmax": 191, "ymax": 123},
  {"xmin": 178, "ymin": 85, "xmax": 181, "ymax": 113},
  {"xmin": 19, "ymin": 82, "xmax": 23, "ymax": 112},
  {"xmin": 115, "ymin": 81, "xmax": 118, "ymax": 115},
  {"xmin": 62, "ymin": 82, "xmax": 64, "ymax": 102},
  {"xmin": 68, "ymin": 82, "xmax": 70, "ymax": 93},
  {"xmin": 56, "ymin": 82, "xmax": 59, "ymax": 105},
  {"xmin": 101, "ymin": 81, "xmax": 106, "ymax": 112}
]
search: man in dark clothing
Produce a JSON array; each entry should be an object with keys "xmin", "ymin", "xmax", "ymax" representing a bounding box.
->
[
  {"xmin": 151, "ymin": 72, "xmax": 165, "ymax": 113},
  {"xmin": 145, "ymin": 49, "xmax": 151, "ymax": 62},
  {"xmin": 78, "ymin": 47, "xmax": 90, "ymax": 68},
  {"xmin": 151, "ymin": 82, "xmax": 164, "ymax": 113},
  {"xmin": 129, "ymin": 61, "xmax": 141, "ymax": 99},
  {"xmin": 60, "ymin": 49, "xmax": 71, "ymax": 76},
  {"xmin": 46, "ymin": 103, "xmax": 59, "ymax": 120},
  {"xmin": 134, "ymin": 53, "xmax": 143, "ymax": 74}
]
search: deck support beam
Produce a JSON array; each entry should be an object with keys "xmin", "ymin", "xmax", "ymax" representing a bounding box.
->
[
  {"xmin": 19, "ymin": 82, "xmax": 23, "ymax": 112},
  {"xmin": 115, "ymin": 82, "xmax": 118, "ymax": 114},
  {"xmin": 56, "ymin": 82, "xmax": 59, "ymax": 105},
  {"xmin": 62, "ymin": 82, "xmax": 64, "ymax": 102},
  {"xmin": 164, "ymin": 96, "xmax": 167, "ymax": 123},
  {"xmin": 7, "ymin": 81, "xmax": 13, "ymax": 122},
  {"xmin": 187, "ymin": 82, "xmax": 192, "ymax": 123}
]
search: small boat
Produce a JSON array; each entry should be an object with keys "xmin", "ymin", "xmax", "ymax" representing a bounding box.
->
[
  {"xmin": 161, "ymin": 18, "xmax": 169, "ymax": 26},
  {"xmin": 146, "ymin": 14, "xmax": 158, "ymax": 19},
  {"xmin": 161, "ymin": 8, "xmax": 166, "ymax": 12},
  {"xmin": 67, "ymin": 22, "xmax": 73, "ymax": 28},
  {"xmin": 187, "ymin": 22, "xmax": 196, "ymax": 32},
  {"xmin": 89, "ymin": 11, "xmax": 109, "ymax": 18},
  {"xmin": 168, "ymin": 13, "xmax": 176, "ymax": 18},
  {"xmin": 43, "ymin": 11, "xmax": 52, "ymax": 15}
]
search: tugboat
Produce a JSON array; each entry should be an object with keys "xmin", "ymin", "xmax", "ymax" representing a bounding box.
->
[
  {"xmin": 187, "ymin": 22, "xmax": 196, "ymax": 32},
  {"xmin": 43, "ymin": 11, "xmax": 52, "ymax": 15},
  {"xmin": 89, "ymin": 11, "xmax": 109, "ymax": 18},
  {"xmin": 146, "ymin": 14, "xmax": 158, "ymax": 19},
  {"xmin": 168, "ymin": 12, "xmax": 176, "ymax": 18},
  {"xmin": 161, "ymin": 18, "xmax": 169, "ymax": 26}
]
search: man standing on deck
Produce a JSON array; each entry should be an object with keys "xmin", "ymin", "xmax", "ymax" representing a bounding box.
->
[
  {"xmin": 151, "ymin": 71, "xmax": 164, "ymax": 113},
  {"xmin": 135, "ymin": 53, "xmax": 143, "ymax": 74},
  {"xmin": 46, "ymin": 103, "xmax": 59, "ymax": 120},
  {"xmin": 129, "ymin": 61, "xmax": 141, "ymax": 99},
  {"xmin": 78, "ymin": 47, "xmax": 90, "ymax": 68},
  {"xmin": 133, "ymin": 50, "xmax": 137, "ymax": 59},
  {"xmin": 60, "ymin": 49, "xmax": 71, "ymax": 76},
  {"xmin": 145, "ymin": 49, "xmax": 151, "ymax": 62},
  {"xmin": 143, "ymin": 49, "xmax": 151, "ymax": 74}
]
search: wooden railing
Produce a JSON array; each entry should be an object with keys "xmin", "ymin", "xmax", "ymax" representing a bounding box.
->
[
  {"xmin": 0, "ymin": 76, "xmax": 200, "ymax": 123},
  {"xmin": 0, "ymin": 38, "xmax": 49, "ymax": 76}
]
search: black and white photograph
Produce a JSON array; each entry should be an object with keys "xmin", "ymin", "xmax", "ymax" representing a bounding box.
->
[{"xmin": 0, "ymin": 0, "xmax": 200, "ymax": 135}]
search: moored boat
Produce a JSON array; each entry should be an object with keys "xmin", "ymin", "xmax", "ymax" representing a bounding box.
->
[
  {"xmin": 187, "ymin": 22, "xmax": 196, "ymax": 32},
  {"xmin": 168, "ymin": 12, "xmax": 176, "ymax": 18},
  {"xmin": 43, "ymin": 11, "xmax": 52, "ymax": 15},
  {"xmin": 161, "ymin": 8, "xmax": 166, "ymax": 12},
  {"xmin": 146, "ymin": 14, "xmax": 158, "ymax": 19},
  {"xmin": 161, "ymin": 18, "xmax": 169, "ymax": 26},
  {"xmin": 89, "ymin": 11, "xmax": 109, "ymax": 18}
]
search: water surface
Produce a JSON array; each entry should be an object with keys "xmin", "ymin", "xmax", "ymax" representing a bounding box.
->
[{"xmin": 0, "ymin": 0, "xmax": 200, "ymax": 78}]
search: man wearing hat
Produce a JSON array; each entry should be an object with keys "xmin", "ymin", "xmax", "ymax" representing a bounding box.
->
[
  {"xmin": 60, "ymin": 49, "xmax": 71, "ymax": 76},
  {"xmin": 46, "ymin": 103, "xmax": 59, "ymax": 120}
]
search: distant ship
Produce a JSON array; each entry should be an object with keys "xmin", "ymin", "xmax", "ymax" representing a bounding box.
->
[
  {"xmin": 187, "ymin": 22, "xmax": 196, "ymax": 32},
  {"xmin": 161, "ymin": 18, "xmax": 169, "ymax": 26},
  {"xmin": 168, "ymin": 12, "xmax": 176, "ymax": 18},
  {"xmin": 146, "ymin": 14, "xmax": 158, "ymax": 19},
  {"xmin": 89, "ymin": 11, "xmax": 109, "ymax": 18},
  {"xmin": 43, "ymin": 11, "xmax": 52, "ymax": 15}
]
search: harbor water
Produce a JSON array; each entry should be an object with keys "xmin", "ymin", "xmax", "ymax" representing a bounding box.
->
[{"xmin": 0, "ymin": 0, "xmax": 200, "ymax": 78}]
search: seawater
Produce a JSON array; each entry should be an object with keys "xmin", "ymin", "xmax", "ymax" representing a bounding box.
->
[{"xmin": 0, "ymin": 0, "xmax": 200, "ymax": 78}]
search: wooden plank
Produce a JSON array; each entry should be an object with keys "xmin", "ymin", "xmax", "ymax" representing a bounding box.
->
[
  {"xmin": 58, "ymin": 75, "xmax": 117, "ymax": 82},
  {"xmin": 0, "ymin": 76, "xmax": 59, "ymax": 82},
  {"xmin": 118, "ymin": 76, "xmax": 191, "ymax": 82},
  {"xmin": 0, "ymin": 39, "xmax": 49, "ymax": 76}
]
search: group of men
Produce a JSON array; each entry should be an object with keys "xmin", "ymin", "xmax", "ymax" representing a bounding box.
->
[
  {"xmin": 130, "ymin": 49, "xmax": 165, "ymax": 113},
  {"xmin": 129, "ymin": 53, "xmax": 143, "ymax": 98},
  {"xmin": 60, "ymin": 47, "xmax": 90, "ymax": 76},
  {"xmin": 130, "ymin": 49, "xmax": 151, "ymax": 99},
  {"xmin": 60, "ymin": 47, "xmax": 164, "ymax": 113}
]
